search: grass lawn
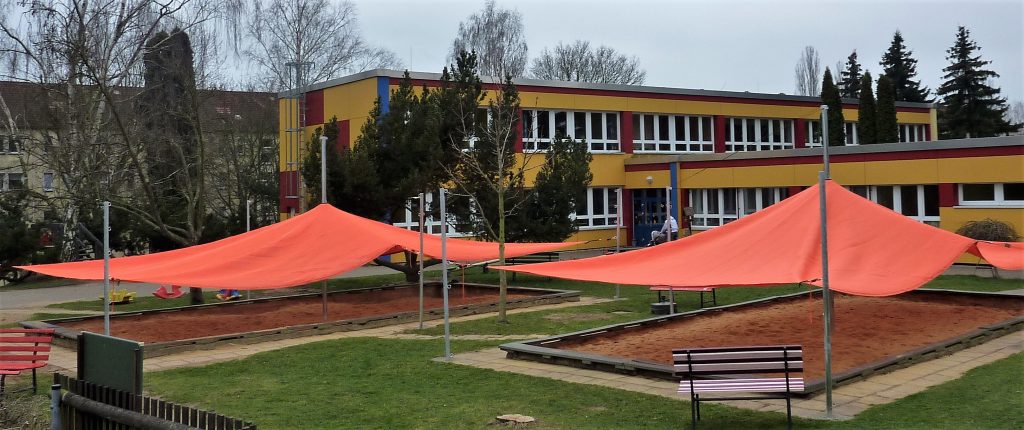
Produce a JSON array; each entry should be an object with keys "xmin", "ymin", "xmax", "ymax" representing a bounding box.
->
[
  {"xmin": 0, "ymin": 312, "xmax": 85, "ymax": 328},
  {"xmin": 143, "ymin": 337, "xmax": 1024, "ymax": 430}
]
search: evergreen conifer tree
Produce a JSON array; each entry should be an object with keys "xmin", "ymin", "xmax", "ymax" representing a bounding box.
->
[
  {"xmin": 839, "ymin": 50, "xmax": 862, "ymax": 99},
  {"xmin": 820, "ymin": 68, "xmax": 846, "ymax": 146},
  {"xmin": 876, "ymin": 75, "xmax": 899, "ymax": 143},
  {"xmin": 857, "ymin": 72, "xmax": 878, "ymax": 144},
  {"xmin": 880, "ymin": 31, "xmax": 930, "ymax": 102},
  {"xmin": 936, "ymin": 26, "xmax": 1016, "ymax": 139}
]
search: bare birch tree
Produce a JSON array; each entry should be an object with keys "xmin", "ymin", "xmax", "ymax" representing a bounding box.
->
[
  {"xmin": 529, "ymin": 40, "xmax": 646, "ymax": 85},
  {"xmin": 450, "ymin": 0, "xmax": 528, "ymax": 79},
  {"xmin": 239, "ymin": 0, "xmax": 402, "ymax": 91},
  {"xmin": 794, "ymin": 45, "xmax": 822, "ymax": 96}
]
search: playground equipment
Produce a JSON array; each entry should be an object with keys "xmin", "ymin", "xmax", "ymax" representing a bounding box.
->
[
  {"xmin": 216, "ymin": 289, "xmax": 242, "ymax": 301},
  {"xmin": 101, "ymin": 287, "xmax": 135, "ymax": 305},
  {"xmin": 152, "ymin": 285, "xmax": 185, "ymax": 299}
]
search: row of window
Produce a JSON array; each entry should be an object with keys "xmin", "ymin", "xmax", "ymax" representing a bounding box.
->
[
  {"xmin": 632, "ymin": 114, "xmax": 715, "ymax": 153},
  {"xmin": 806, "ymin": 121, "xmax": 928, "ymax": 146},
  {"xmin": 688, "ymin": 188, "xmax": 791, "ymax": 227},
  {"xmin": 0, "ymin": 172, "xmax": 54, "ymax": 192},
  {"xmin": 521, "ymin": 110, "xmax": 620, "ymax": 152},
  {"xmin": 725, "ymin": 118, "xmax": 795, "ymax": 151},
  {"xmin": 959, "ymin": 183, "xmax": 1024, "ymax": 206},
  {"xmin": 848, "ymin": 185, "xmax": 940, "ymax": 225}
]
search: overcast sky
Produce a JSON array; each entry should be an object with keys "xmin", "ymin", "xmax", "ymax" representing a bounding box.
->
[{"xmin": 352, "ymin": 0, "xmax": 1023, "ymax": 102}]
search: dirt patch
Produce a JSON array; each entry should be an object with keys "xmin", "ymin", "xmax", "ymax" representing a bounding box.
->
[
  {"xmin": 559, "ymin": 292, "xmax": 1023, "ymax": 380},
  {"xmin": 58, "ymin": 284, "xmax": 538, "ymax": 343},
  {"xmin": 543, "ymin": 312, "xmax": 612, "ymax": 322}
]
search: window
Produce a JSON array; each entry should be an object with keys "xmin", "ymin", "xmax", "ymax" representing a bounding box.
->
[
  {"xmin": 2, "ymin": 172, "xmax": 25, "ymax": 191},
  {"xmin": 899, "ymin": 124, "xmax": 928, "ymax": 143},
  {"xmin": 523, "ymin": 109, "xmax": 620, "ymax": 152},
  {"xmin": 2, "ymin": 136, "xmax": 21, "ymax": 153},
  {"xmin": 958, "ymin": 183, "xmax": 1024, "ymax": 206},
  {"xmin": 574, "ymin": 187, "xmax": 619, "ymax": 229},
  {"xmin": 868, "ymin": 185, "xmax": 940, "ymax": 225},
  {"xmin": 725, "ymin": 118, "xmax": 794, "ymax": 151},
  {"xmin": 688, "ymin": 187, "xmax": 789, "ymax": 228},
  {"xmin": 392, "ymin": 192, "xmax": 466, "ymax": 237},
  {"xmin": 632, "ymin": 113, "xmax": 713, "ymax": 153},
  {"xmin": 43, "ymin": 173, "xmax": 54, "ymax": 192},
  {"xmin": 844, "ymin": 122, "xmax": 858, "ymax": 145}
]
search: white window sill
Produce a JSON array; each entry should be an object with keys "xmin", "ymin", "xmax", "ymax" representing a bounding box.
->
[
  {"xmin": 954, "ymin": 205, "xmax": 1024, "ymax": 209},
  {"xmin": 577, "ymin": 225, "xmax": 618, "ymax": 231}
]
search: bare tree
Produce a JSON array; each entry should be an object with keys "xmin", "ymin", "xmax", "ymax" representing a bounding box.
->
[
  {"xmin": 529, "ymin": 40, "xmax": 646, "ymax": 85},
  {"xmin": 0, "ymin": 0, "xmax": 214, "ymax": 261},
  {"xmin": 450, "ymin": 0, "xmax": 528, "ymax": 79},
  {"xmin": 1006, "ymin": 100, "xmax": 1024, "ymax": 133},
  {"xmin": 240, "ymin": 0, "xmax": 402, "ymax": 91},
  {"xmin": 794, "ymin": 45, "xmax": 822, "ymax": 96}
]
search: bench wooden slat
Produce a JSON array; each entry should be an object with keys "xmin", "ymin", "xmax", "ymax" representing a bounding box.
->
[
  {"xmin": 650, "ymin": 286, "xmax": 715, "ymax": 292},
  {"xmin": 0, "ymin": 370, "xmax": 21, "ymax": 375},
  {"xmin": 0, "ymin": 329, "xmax": 56, "ymax": 334},
  {"xmin": 0, "ymin": 362, "xmax": 48, "ymax": 371},
  {"xmin": 673, "ymin": 350, "xmax": 803, "ymax": 362},
  {"xmin": 677, "ymin": 361, "xmax": 803, "ymax": 374},
  {"xmin": 0, "ymin": 345, "xmax": 51, "ymax": 352},
  {"xmin": 680, "ymin": 378, "xmax": 805, "ymax": 393},
  {"xmin": 0, "ymin": 336, "xmax": 54, "ymax": 343},
  {"xmin": 0, "ymin": 354, "xmax": 50, "ymax": 362},
  {"xmin": 673, "ymin": 345, "xmax": 801, "ymax": 354}
]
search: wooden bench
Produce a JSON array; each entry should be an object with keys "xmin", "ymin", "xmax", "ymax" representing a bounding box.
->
[
  {"xmin": 650, "ymin": 286, "xmax": 718, "ymax": 309},
  {"xmin": 673, "ymin": 345, "xmax": 804, "ymax": 430},
  {"xmin": 0, "ymin": 328, "xmax": 56, "ymax": 395}
]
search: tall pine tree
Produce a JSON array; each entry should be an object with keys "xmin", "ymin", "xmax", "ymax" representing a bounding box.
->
[
  {"xmin": 839, "ymin": 50, "xmax": 862, "ymax": 99},
  {"xmin": 821, "ymin": 68, "xmax": 846, "ymax": 146},
  {"xmin": 857, "ymin": 72, "xmax": 878, "ymax": 144},
  {"xmin": 880, "ymin": 31, "xmax": 930, "ymax": 102},
  {"xmin": 876, "ymin": 75, "xmax": 899, "ymax": 143},
  {"xmin": 936, "ymin": 26, "xmax": 1015, "ymax": 139}
]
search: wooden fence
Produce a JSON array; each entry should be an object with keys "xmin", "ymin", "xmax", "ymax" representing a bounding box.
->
[{"xmin": 54, "ymin": 373, "xmax": 256, "ymax": 430}]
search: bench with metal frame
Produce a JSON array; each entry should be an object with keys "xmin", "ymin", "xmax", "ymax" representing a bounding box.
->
[
  {"xmin": 650, "ymin": 286, "xmax": 718, "ymax": 310},
  {"xmin": 0, "ymin": 328, "xmax": 55, "ymax": 395},
  {"xmin": 674, "ymin": 344, "xmax": 804, "ymax": 430}
]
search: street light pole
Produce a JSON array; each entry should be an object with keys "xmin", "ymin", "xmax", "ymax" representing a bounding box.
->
[
  {"xmin": 246, "ymin": 199, "xmax": 252, "ymax": 300},
  {"xmin": 320, "ymin": 135, "xmax": 328, "ymax": 321},
  {"xmin": 819, "ymin": 104, "xmax": 834, "ymax": 419},
  {"xmin": 417, "ymin": 193, "xmax": 426, "ymax": 329},
  {"xmin": 102, "ymin": 201, "xmax": 110, "ymax": 336},
  {"xmin": 614, "ymin": 188, "xmax": 622, "ymax": 300},
  {"xmin": 440, "ymin": 188, "xmax": 451, "ymax": 361}
]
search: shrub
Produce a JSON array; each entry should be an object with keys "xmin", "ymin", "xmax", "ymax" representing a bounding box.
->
[{"xmin": 956, "ymin": 219, "xmax": 1021, "ymax": 242}]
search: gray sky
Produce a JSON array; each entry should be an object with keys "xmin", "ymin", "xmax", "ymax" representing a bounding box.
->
[{"xmin": 354, "ymin": 0, "xmax": 1023, "ymax": 102}]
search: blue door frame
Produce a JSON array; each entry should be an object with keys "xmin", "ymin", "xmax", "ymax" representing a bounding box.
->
[{"xmin": 632, "ymin": 188, "xmax": 668, "ymax": 247}]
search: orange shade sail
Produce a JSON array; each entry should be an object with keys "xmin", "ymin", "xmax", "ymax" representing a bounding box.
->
[
  {"xmin": 496, "ymin": 181, "xmax": 1022, "ymax": 297},
  {"xmin": 17, "ymin": 204, "xmax": 577, "ymax": 290}
]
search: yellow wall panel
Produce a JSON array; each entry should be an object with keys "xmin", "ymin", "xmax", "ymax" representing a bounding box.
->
[
  {"xmin": 322, "ymin": 78, "xmax": 379, "ymax": 122},
  {"xmin": 940, "ymin": 207, "xmax": 1024, "ymax": 234},
  {"xmin": 677, "ymin": 168, "xmax": 733, "ymax": 188},
  {"xmin": 626, "ymin": 170, "xmax": 671, "ymax": 189},
  {"xmin": 728, "ymin": 165, "xmax": 799, "ymax": 188},
  {"xmin": 896, "ymin": 111, "xmax": 933, "ymax": 124},
  {"xmin": 936, "ymin": 156, "xmax": 1024, "ymax": 183},
  {"xmin": 589, "ymin": 155, "xmax": 629, "ymax": 186}
]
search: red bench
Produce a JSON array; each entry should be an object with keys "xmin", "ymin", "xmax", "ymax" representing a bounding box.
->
[
  {"xmin": 0, "ymin": 328, "xmax": 55, "ymax": 395},
  {"xmin": 650, "ymin": 286, "xmax": 718, "ymax": 309}
]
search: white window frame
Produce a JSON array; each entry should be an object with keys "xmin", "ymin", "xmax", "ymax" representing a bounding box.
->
[
  {"xmin": 2, "ymin": 136, "xmax": 22, "ymax": 154},
  {"xmin": 869, "ymin": 185, "xmax": 940, "ymax": 225},
  {"xmin": 689, "ymin": 187, "xmax": 789, "ymax": 229},
  {"xmin": 43, "ymin": 172, "xmax": 54, "ymax": 192},
  {"xmin": 572, "ymin": 187, "xmax": 619, "ymax": 230},
  {"xmin": 633, "ymin": 113, "xmax": 714, "ymax": 154},
  {"xmin": 844, "ymin": 122, "xmax": 859, "ymax": 146},
  {"xmin": 725, "ymin": 117, "xmax": 794, "ymax": 152},
  {"xmin": 392, "ymin": 191, "xmax": 467, "ymax": 237},
  {"xmin": 1, "ymin": 172, "xmax": 25, "ymax": 192},
  {"xmin": 523, "ymin": 109, "xmax": 621, "ymax": 153},
  {"xmin": 899, "ymin": 124, "xmax": 928, "ymax": 143},
  {"xmin": 958, "ymin": 183, "xmax": 1024, "ymax": 207}
]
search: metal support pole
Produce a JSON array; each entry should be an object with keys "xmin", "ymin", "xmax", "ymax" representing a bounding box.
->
[
  {"xmin": 102, "ymin": 201, "xmax": 110, "ymax": 336},
  {"xmin": 50, "ymin": 383, "xmax": 61, "ymax": 430},
  {"xmin": 819, "ymin": 104, "xmax": 834, "ymax": 418},
  {"xmin": 665, "ymin": 186, "xmax": 674, "ymax": 312},
  {"xmin": 320, "ymin": 135, "xmax": 328, "ymax": 321},
  {"xmin": 440, "ymin": 188, "xmax": 451, "ymax": 360},
  {"xmin": 246, "ymin": 199, "xmax": 252, "ymax": 300},
  {"xmin": 614, "ymin": 188, "xmax": 622, "ymax": 300},
  {"xmin": 418, "ymin": 193, "xmax": 426, "ymax": 329}
]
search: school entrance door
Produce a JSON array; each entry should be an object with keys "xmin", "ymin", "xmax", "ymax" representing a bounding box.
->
[{"xmin": 632, "ymin": 188, "xmax": 668, "ymax": 247}]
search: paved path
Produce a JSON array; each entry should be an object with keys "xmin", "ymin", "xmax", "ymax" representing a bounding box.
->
[{"xmin": 445, "ymin": 331, "xmax": 1024, "ymax": 421}]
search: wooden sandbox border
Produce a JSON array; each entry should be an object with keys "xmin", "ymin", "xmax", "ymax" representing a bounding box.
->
[
  {"xmin": 499, "ymin": 288, "xmax": 1024, "ymax": 396},
  {"xmin": 23, "ymin": 282, "xmax": 580, "ymax": 358}
]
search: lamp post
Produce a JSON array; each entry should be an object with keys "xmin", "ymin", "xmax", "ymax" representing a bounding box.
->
[
  {"xmin": 439, "ymin": 188, "xmax": 451, "ymax": 361},
  {"xmin": 819, "ymin": 104, "xmax": 835, "ymax": 418},
  {"xmin": 246, "ymin": 199, "xmax": 252, "ymax": 300},
  {"xmin": 102, "ymin": 201, "xmax": 110, "ymax": 336},
  {"xmin": 614, "ymin": 188, "xmax": 622, "ymax": 300},
  {"xmin": 319, "ymin": 134, "xmax": 328, "ymax": 321},
  {"xmin": 416, "ymin": 193, "xmax": 426, "ymax": 329}
]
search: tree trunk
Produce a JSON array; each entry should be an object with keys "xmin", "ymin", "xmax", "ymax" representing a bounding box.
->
[
  {"xmin": 373, "ymin": 253, "xmax": 438, "ymax": 283},
  {"xmin": 189, "ymin": 287, "xmax": 203, "ymax": 305},
  {"xmin": 498, "ymin": 189, "xmax": 508, "ymax": 323}
]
